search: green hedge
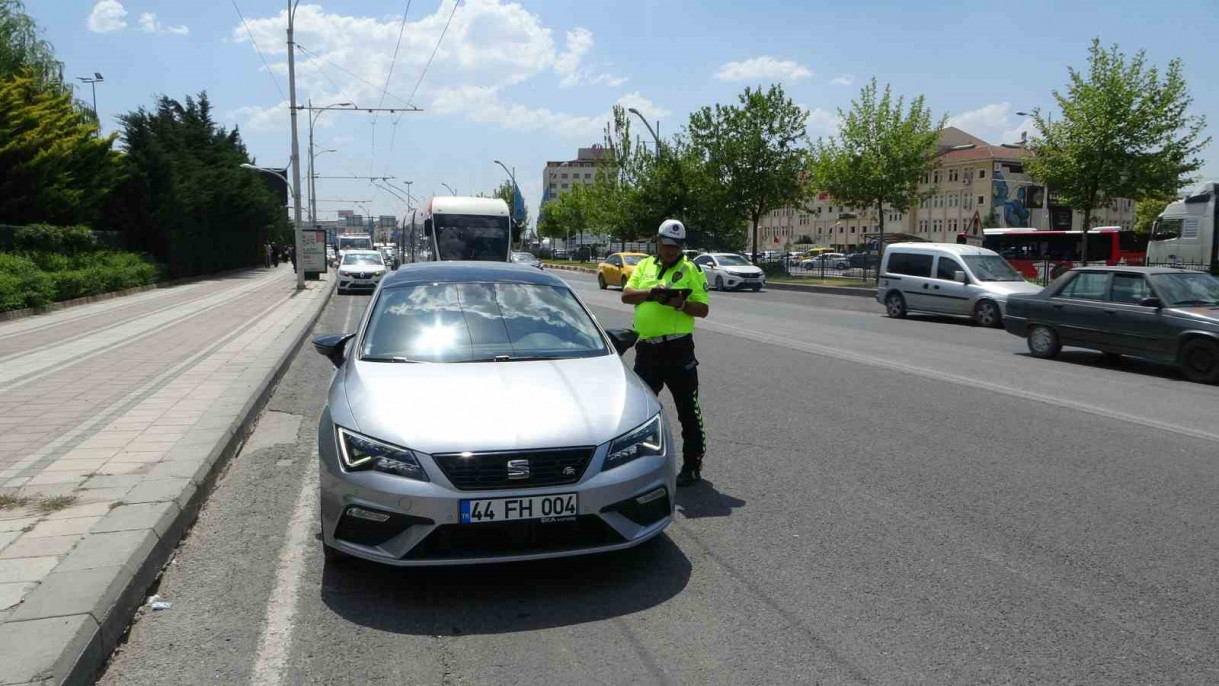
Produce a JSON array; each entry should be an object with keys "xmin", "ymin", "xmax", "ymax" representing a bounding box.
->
[{"xmin": 0, "ymin": 250, "xmax": 161, "ymax": 312}]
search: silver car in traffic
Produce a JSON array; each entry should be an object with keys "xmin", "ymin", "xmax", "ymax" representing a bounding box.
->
[{"xmin": 312, "ymin": 262, "xmax": 675, "ymax": 565}]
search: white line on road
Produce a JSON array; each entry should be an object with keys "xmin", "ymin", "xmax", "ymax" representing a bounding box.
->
[{"xmin": 249, "ymin": 453, "xmax": 319, "ymax": 686}]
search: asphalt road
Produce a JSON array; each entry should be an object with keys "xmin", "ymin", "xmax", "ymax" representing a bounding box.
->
[{"xmin": 98, "ymin": 272, "xmax": 1219, "ymax": 685}]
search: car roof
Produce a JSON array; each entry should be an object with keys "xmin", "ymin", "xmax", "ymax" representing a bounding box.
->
[
  {"xmin": 343, "ymin": 250, "xmax": 381, "ymax": 256},
  {"xmin": 886, "ymin": 242, "xmax": 997, "ymax": 257},
  {"xmin": 1072, "ymin": 266, "xmax": 1206, "ymax": 275},
  {"xmin": 382, "ymin": 261, "xmax": 567, "ymax": 288},
  {"xmin": 612, "ymin": 252, "xmax": 648, "ymax": 256}
]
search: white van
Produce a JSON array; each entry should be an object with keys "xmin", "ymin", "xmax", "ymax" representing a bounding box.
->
[
  {"xmin": 1146, "ymin": 181, "xmax": 1219, "ymax": 270},
  {"xmin": 876, "ymin": 243, "xmax": 1042, "ymax": 327}
]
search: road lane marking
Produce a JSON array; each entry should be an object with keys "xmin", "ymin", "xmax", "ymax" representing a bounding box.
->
[
  {"xmin": 250, "ymin": 453, "xmax": 318, "ymax": 686},
  {"xmin": 574, "ymin": 291, "xmax": 1219, "ymax": 447}
]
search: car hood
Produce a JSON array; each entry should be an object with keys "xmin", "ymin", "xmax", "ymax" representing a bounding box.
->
[
  {"xmin": 334, "ymin": 353, "xmax": 657, "ymax": 454},
  {"xmin": 975, "ymin": 281, "xmax": 1043, "ymax": 297},
  {"xmin": 726, "ymin": 266, "xmax": 762, "ymax": 275},
  {"xmin": 1169, "ymin": 306, "xmax": 1219, "ymax": 324},
  {"xmin": 338, "ymin": 265, "xmax": 384, "ymax": 273}
]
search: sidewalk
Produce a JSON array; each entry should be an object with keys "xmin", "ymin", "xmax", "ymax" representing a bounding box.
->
[{"xmin": 0, "ymin": 267, "xmax": 334, "ymax": 686}]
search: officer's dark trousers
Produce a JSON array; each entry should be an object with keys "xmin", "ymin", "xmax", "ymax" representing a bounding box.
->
[{"xmin": 632, "ymin": 335, "xmax": 706, "ymax": 465}]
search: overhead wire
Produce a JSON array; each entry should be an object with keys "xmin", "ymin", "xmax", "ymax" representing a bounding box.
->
[
  {"xmin": 230, "ymin": 0, "xmax": 286, "ymax": 101},
  {"xmin": 295, "ymin": 43, "xmax": 415, "ymax": 107},
  {"xmin": 370, "ymin": 1, "xmax": 414, "ymax": 176}
]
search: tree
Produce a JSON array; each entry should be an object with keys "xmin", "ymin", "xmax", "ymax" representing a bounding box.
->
[
  {"xmin": 1134, "ymin": 192, "xmax": 1177, "ymax": 234},
  {"xmin": 808, "ymin": 78, "xmax": 944, "ymax": 273},
  {"xmin": 0, "ymin": 70, "xmax": 121, "ymax": 226},
  {"xmin": 687, "ymin": 84, "xmax": 808, "ymax": 260},
  {"xmin": 490, "ymin": 179, "xmax": 529, "ymax": 245},
  {"xmin": 0, "ymin": 1, "xmax": 65, "ymax": 91},
  {"xmin": 1027, "ymin": 39, "xmax": 1208, "ymax": 255}
]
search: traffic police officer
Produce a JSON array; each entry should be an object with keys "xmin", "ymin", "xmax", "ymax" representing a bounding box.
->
[{"xmin": 622, "ymin": 220, "xmax": 710, "ymax": 486}]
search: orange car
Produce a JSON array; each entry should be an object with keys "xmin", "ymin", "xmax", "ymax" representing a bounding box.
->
[{"xmin": 596, "ymin": 252, "xmax": 648, "ymax": 290}]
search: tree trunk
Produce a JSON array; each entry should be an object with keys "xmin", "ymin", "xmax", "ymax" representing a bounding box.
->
[{"xmin": 751, "ymin": 214, "xmax": 760, "ymax": 262}]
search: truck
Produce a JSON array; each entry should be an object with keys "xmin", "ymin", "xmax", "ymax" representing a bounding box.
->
[{"xmin": 1146, "ymin": 181, "xmax": 1219, "ymax": 273}]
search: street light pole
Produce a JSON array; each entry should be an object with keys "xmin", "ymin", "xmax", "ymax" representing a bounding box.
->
[
  {"xmin": 627, "ymin": 107, "xmax": 661, "ymax": 156},
  {"xmin": 76, "ymin": 73, "xmax": 104, "ymax": 124},
  {"xmin": 494, "ymin": 160, "xmax": 517, "ymax": 249},
  {"xmin": 441, "ymin": 183, "xmax": 456, "ymax": 196},
  {"xmin": 286, "ymin": 0, "xmax": 306, "ymax": 289}
]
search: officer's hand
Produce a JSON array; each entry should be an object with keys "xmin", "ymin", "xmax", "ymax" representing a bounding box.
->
[
  {"xmin": 669, "ymin": 294, "xmax": 687, "ymax": 310},
  {"xmin": 648, "ymin": 287, "xmax": 668, "ymax": 303}
]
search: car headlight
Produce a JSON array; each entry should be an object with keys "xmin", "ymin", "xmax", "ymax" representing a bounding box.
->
[
  {"xmin": 336, "ymin": 427, "xmax": 429, "ymax": 481},
  {"xmin": 603, "ymin": 415, "xmax": 664, "ymax": 471}
]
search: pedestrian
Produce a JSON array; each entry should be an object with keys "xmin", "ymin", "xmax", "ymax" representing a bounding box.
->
[
  {"xmin": 264, "ymin": 242, "xmax": 272, "ymax": 268},
  {"xmin": 290, "ymin": 245, "xmax": 296, "ymax": 273},
  {"xmin": 271, "ymin": 243, "xmax": 279, "ymax": 268},
  {"xmin": 621, "ymin": 219, "xmax": 710, "ymax": 486}
]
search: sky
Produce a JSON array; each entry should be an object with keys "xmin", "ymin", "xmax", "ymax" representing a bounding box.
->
[{"xmin": 32, "ymin": 0, "xmax": 1219, "ymax": 226}]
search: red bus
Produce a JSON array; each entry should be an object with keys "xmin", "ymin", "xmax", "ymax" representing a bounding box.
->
[{"xmin": 956, "ymin": 227, "xmax": 1148, "ymax": 282}]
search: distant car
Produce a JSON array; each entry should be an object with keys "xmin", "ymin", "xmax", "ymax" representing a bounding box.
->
[
  {"xmin": 597, "ymin": 252, "xmax": 648, "ymax": 290},
  {"xmin": 337, "ymin": 250, "xmax": 387, "ymax": 295},
  {"xmin": 379, "ymin": 247, "xmax": 400, "ymax": 270},
  {"xmin": 510, "ymin": 251, "xmax": 544, "ymax": 269},
  {"xmin": 1004, "ymin": 266, "xmax": 1219, "ymax": 383},
  {"xmin": 838, "ymin": 252, "xmax": 880, "ymax": 270},
  {"xmin": 693, "ymin": 252, "xmax": 766, "ymax": 292},
  {"xmin": 682, "ymin": 249, "xmax": 702, "ymax": 262},
  {"xmin": 800, "ymin": 252, "xmax": 845, "ymax": 269}
]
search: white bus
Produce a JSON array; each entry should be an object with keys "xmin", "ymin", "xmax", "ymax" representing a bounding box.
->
[
  {"xmin": 417, "ymin": 196, "xmax": 512, "ymax": 262},
  {"xmin": 1147, "ymin": 181, "xmax": 1219, "ymax": 271}
]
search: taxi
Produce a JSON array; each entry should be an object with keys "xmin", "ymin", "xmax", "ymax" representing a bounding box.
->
[{"xmin": 597, "ymin": 252, "xmax": 649, "ymax": 290}]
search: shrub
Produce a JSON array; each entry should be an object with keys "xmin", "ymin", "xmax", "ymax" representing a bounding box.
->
[
  {"xmin": 0, "ymin": 253, "xmax": 54, "ymax": 311},
  {"xmin": 12, "ymin": 224, "xmax": 99, "ymax": 254}
]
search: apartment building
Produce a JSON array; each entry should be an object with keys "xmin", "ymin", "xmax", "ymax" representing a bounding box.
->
[
  {"xmin": 757, "ymin": 127, "xmax": 1135, "ymax": 251},
  {"xmin": 541, "ymin": 145, "xmax": 606, "ymax": 206}
]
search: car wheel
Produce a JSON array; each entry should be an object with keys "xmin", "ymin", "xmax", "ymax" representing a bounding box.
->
[
  {"xmin": 715, "ymin": 275, "xmax": 725, "ymax": 291},
  {"xmin": 1101, "ymin": 352, "xmax": 1123, "ymax": 365},
  {"xmin": 1179, "ymin": 338, "xmax": 1219, "ymax": 384},
  {"xmin": 884, "ymin": 292, "xmax": 907, "ymax": 319},
  {"xmin": 1027, "ymin": 325, "xmax": 1062, "ymax": 359},
  {"xmin": 597, "ymin": 274, "xmax": 606, "ymax": 290},
  {"xmin": 973, "ymin": 300, "xmax": 1002, "ymax": 328}
]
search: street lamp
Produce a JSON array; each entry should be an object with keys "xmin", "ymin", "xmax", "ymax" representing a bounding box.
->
[
  {"xmin": 494, "ymin": 160, "xmax": 517, "ymax": 248},
  {"xmin": 240, "ymin": 163, "xmax": 298, "ymax": 272},
  {"xmin": 441, "ymin": 182, "xmax": 457, "ymax": 196},
  {"xmin": 1015, "ymin": 110, "xmax": 1054, "ymax": 232},
  {"xmin": 307, "ymin": 101, "xmax": 355, "ymax": 236},
  {"xmin": 627, "ymin": 107, "xmax": 661, "ymax": 156},
  {"xmin": 76, "ymin": 73, "xmax": 104, "ymax": 121}
]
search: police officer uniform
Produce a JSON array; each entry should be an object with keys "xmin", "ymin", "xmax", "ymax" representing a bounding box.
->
[{"xmin": 625, "ymin": 221, "xmax": 710, "ymax": 485}]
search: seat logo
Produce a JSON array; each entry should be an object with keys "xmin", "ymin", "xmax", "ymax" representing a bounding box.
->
[{"xmin": 507, "ymin": 459, "xmax": 530, "ymax": 480}]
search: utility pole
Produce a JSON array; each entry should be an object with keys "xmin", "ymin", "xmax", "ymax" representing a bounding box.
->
[
  {"xmin": 77, "ymin": 73, "xmax": 104, "ymax": 127},
  {"xmin": 286, "ymin": 1, "xmax": 305, "ymax": 289},
  {"xmin": 494, "ymin": 160, "xmax": 517, "ymax": 250}
]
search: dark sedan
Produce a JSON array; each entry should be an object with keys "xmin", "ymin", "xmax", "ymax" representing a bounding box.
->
[{"xmin": 1003, "ymin": 267, "xmax": 1219, "ymax": 383}]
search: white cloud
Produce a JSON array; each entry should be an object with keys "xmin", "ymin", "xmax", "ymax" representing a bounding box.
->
[
  {"xmin": 803, "ymin": 107, "xmax": 841, "ymax": 140},
  {"xmin": 87, "ymin": 0, "xmax": 127, "ymax": 33},
  {"xmin": 139, "ymin": 12, "xmax": 189, "ymax": 36},
  {"xmin": 228, "ymin": 2, "xmax": 640, "ymax": 138},
  {"xmin": 715, "ymin": 56, "xmax": 812, "ymax": 83},
  {"xmin": 830, "ymin": 74, "xmax": 855, "ymax": 86},
  {"xmin": 226, "ymin": 102, "xmax": 289, "ymax": 133},
  {"xmin": 947, "ymin": 102, "xmax": 1036, "ymax": 145}
]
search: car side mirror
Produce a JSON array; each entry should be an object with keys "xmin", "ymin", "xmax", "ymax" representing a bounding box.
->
[
  {"xmin": 1139, "ymin": 297, "xmax": 1162, "ymax": 309},
  {"xmin": 606, "ymin": 328, "xmax": 639, "ymax": 356},
  {"xmin": 954, "ymin": 270, "xmax": 968, "ymax": 284},
  {"xmin": 313, "ymin": 333, "xmax": 355, "ymax": 368}
]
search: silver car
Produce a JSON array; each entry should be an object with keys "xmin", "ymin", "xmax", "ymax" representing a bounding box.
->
[
  {"xmin": 693, "ymin": 252, "xmax": 767, "ymax": 291},
  {"xmin": 312, "ymin": 262, "xmax": 675, "ymax": 566}
]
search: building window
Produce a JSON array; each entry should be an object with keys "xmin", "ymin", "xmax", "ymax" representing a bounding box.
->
[
  {"xmin": 920, "ymin": 198, "xmax": 928, "ymax": 209},
  {"xmin": 919, "ymin": 220, "xmax": 928, "ymax": 233},
  {"xmin": 978, "ymin": 195, "xmax": 985, "ymax": 206},
  {"xmin": 978, "ymin": 169, "xmax": 986, "ymax": 179},
  {"xmin": 948, "ymin": 219, "xmax": 958, "ymax": 233},
  {"xmin": 964, "ymin": 194, "xmax": 973, "ymax": 209},
  {"xmin": 585, "ymin": 173, "xmax": 592, "ymax": 179},
  {"xmin": 949, "ymin": 169, "xmax": 959, "ymax": 182},
  {"xmin": 933, "ymin": 171, "xmax": 941, "ymax": 184},
  {"xmin": 933, "ymin": 219, "xmax": 942, "ymax": 233},
  {"xmin": 934, "ymin": 195, "xmax": 942, "ymax": 208},
  {"xmin": 562, "ymin": 183, "xmax": 569, "ymax": 189}
]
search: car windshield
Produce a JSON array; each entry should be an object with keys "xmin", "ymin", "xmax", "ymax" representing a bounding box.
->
[
  {"xmin": 342, "ymin": 254, "xmax": 383, "ymax": 266},
  {"xmin": 433, "ymin": 214, "xmax": 509, "ymax": 261},
  {"xmin": 962, "ymin": 255, "xmax": 1023, "ymax": 281},
  {"xmin": 622, "ymin": 255, "xmax": 644, "ymax": 265},
  {"xmin": 510, "ymin": 252, "xmax": 535, "ymax": 262},
  {"xmin": 361, "ymin": 282, "xmax": 608, "ymax": 363},
  {"xmin": 1148, "ymin": 272, "xmax": 1219, "ymax": 306},
  {"xmin": 715, "ymin": 255, "xmax": 750, "ymax": 266}
]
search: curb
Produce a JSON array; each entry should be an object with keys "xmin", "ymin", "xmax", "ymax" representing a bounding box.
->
[
  {"xmin": 543, "ymin": 264, "xmax": 598, "ymax": 275},
  {"xmin": 766, "ymin": 281, "xmax": 877, "ymax": 298},
  {"xmin": 0, "ymin": 267, "xmax": 266, "ymax": 323},
  {"xmin": 58, "ymin": 277, "xmax": 337, "ymax": 686}
]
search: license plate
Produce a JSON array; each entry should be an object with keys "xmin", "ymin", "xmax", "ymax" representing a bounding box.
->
[{"xmin": 460, "ymin": 493, "xmax": 578, "ymax": 524}]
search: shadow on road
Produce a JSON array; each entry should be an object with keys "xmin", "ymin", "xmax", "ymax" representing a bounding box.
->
[
  {"xmin": 319, "ymin": 534, "xmax": 691, "ymax": 636},
  {"xmin": 675, "ymin": 479, "xmax": 746, "ymax": 519},
  {"xmin": 1014, "ymin": 350, "xmax": 1186, "ymax": 383}
]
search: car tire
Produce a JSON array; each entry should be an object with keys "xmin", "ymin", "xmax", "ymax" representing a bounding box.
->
[
  {"xmin": 597, "ymin": 274, "xmax": 607, "ymax": 290},
  {"xmin": 715, "ymin": 275, "xmax": 725, "ymax": 291},
  {"xmin": 1179, "ymin": 338, "xmax": 1219, "ymax": 384},
  {"xmin": 1027, "ymin": 325, "xmax": 1062, "ymax": 359},
  {"xmin": 973, "ymin": 300, "xmax": 1003, "ymax": 328},
  {"xmin": 1101, "ymin": 352, "xmax": 1123, "ymax": 365},
  {"xmin": 884, "ymin": 292, "xmax": 907, "ymax": 319}
]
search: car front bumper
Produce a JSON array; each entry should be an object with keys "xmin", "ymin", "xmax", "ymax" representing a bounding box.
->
[
  {"xmin": 338, "ymin": 274, "xmax": 382, "ymax": 291},
  {"xmin": 724, "ymin": 274, "xmax": 765, "ymax": 289},
  {"xmin": 318, "ymin": 417, "xmax": 676, "ymax": 566}
]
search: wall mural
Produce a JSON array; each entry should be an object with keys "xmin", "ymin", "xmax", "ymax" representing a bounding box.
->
[{"xmin": 991, "ymin": 169, "xmax": 1031, "ymax": 227}]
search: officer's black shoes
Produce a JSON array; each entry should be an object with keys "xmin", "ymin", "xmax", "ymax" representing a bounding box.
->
[{"xmin": 676, "ymin": 463, "xmax": 702, "ymax": 487}]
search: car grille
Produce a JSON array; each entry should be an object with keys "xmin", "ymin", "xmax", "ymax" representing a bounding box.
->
[
  {"xmin": 403, "ymin": 516, "xmax": 624, "ymax": 560},
  {"xmin": 432, "ymin": 447, "xmax": 595, "ymax": 491}
]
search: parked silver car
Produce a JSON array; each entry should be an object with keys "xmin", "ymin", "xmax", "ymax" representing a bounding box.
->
[
  {"xmin": 312, "ymin": 262, "xmax": 675, "ymax": 565},
  {"xmin": 693, "ymin": 252, "xmax": 766, "ymax": 291}
]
